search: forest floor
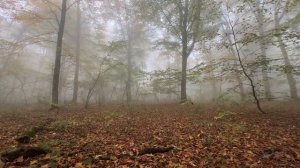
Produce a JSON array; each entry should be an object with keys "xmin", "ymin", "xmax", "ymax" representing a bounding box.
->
[{"xmin": 0, "ymin": 101, "xmax": 300, "ymax": 168}]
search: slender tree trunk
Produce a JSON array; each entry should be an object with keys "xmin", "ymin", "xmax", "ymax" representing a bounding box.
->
[
  {"xmin": 181, "ymin": 45, "xmax": 188, "ymax": 102},
  {"xmin": 51, "ymin": 0, "xmax": 67, "ymax": 108},
  {"xmin": 259, "ymin": 41, "xmax": 272, "ymax": 100},
  {"xmin": 58, "ymin": 53, "xmax": 65, "ymax": 104},
  {"xmin": 180, "ymin": 2, "xmax": 189, "ymax": 103},
  {"xmin": 229, "ymin": 21, "xmax": 265, "ymax": 114},
  {"xmin": 237, "ymin": 75, "xmax": 246, "ymax": 101},
  {"xmin": 224, "ymin": 29, "xmax": 246, "ymax": 101},
  {"xmin": 72, "ymin": 0, "xmax": 81, "ymax": 103},
  {"xmin": 97, "ymin": 78, "xmax": 105, "ymax": 106},
  {"xmin": 85, "ymin": 73, "xmax": 101, "ymax": 108},
  {"xmin": 126, "ymin": 25, "xmax": 132, "ymax": 103},
  {"xmin": 274, "ymin": 9, "xmax": 298, "ymax": 99}
]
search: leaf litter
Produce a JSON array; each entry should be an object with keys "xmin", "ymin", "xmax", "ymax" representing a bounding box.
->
[{"xmin": 0, "ymin": 103, "xmax": 299, "ymax": 167}]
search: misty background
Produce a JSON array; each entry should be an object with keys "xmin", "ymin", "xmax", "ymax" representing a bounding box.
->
[{"xmin": 0, "ymin": 0, "xmax": 299, "ymax": 108}]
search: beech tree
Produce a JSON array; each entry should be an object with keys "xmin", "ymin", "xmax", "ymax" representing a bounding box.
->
[
  {"xmin": 273, "ymin": 0, "xmax": 298, "ymax": 99},
  {"xmin": 51, "ymin": 0, "xmax": 67, "ymax": 109},
  {"xmin": 72, "ymin": 0, "xmax": 81, "ymax": 103},
  {"xmin": 249, "ymin": 0, "xmax": 273, "ymax": 100},
  {"xmin": 135, "ymin": 0, "xmax": 219, "ymax": 102}
]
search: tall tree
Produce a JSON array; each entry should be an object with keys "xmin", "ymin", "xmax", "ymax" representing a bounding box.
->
[
  {"xmin": 103, "ymin": 0, "xmax": 149, "ymax": 103},
  {"xmin": 250, "ymin": 0, "xmax": 273, "ymax": 100},
  {"xmin": 72, "ymin": 0, "xmax": 81, "ymax": 103},
  {"xmin": 126, "ymin": 22, "xmax": 133, "ymax": 103},
  {"xmin": 274, "ymin": 0, "xmax": 298, "ymax": 99},
  {"xmin": 135, "ymin": 0, "xmax": 219, "ymax": 102},
  {"xmin": 51, "ymin": 0, "xmax": 67, "ymax": 108}
]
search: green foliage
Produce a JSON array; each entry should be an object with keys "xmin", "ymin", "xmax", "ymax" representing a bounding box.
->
[
  {"xmin": 203, "ymin": 135, "xmax": 214, "ymax": 146},
  {"xmin": 83, "ymin": 159, "xmax": 93, "ymax": 165},
  {"xmin": 100, "ymin": 40, "xmax": 127, "ymax": 54},
  {"xmin": 276, "ymin": 65, "xmax": 295, "ymax": 74},
  {"xmin": 233, "ymin": 123, "xmax": 247, "ymax": 132},
  {"xmin": 150, "ymin": 68, "xmax": 180, "ymax": 95},
  {"xmin": 104, "ymin": 111, "xmax": 118, "ymax": 120},
  {"xmin": 25, "ymin": 125, "xmax": 45, "ymax": 137},
  {"xmin": 52, "ymin": 120, "xmax": 68, "ymax": 131},
  {"xmin": 50, "ymin": 102, "xmax": 59, "ymax": 108},
  {"xmin": 134, "ymin": 0, "xmax": 220, "ymax": 51},
  {"xmin": 38, "ymin": 143, "xmax": 51, "ymax": 153},
  {"xmin": 214, "ymin": 111, "xmax": 237, "ymax": 120},
  {"xmin": 154, "ymin": 39, "xmax": 180, "ymax": 51}
]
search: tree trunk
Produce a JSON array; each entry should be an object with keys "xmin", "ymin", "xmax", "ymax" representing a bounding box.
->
[
  {"xmin": 180, "ymin": 2, "xmax": 188, "ymax": 103},
  {"xmin": 255, "ymin": 2, "xmax": 272, "ymax": 101},
  {"xmin": 224, "ymin": 28, "xmax": 246, "ymax": 101},
  {"xmin": 58, "ymin": 52, "xmax": 65, "ymax": 104},
  {"xmin": 274, "ymin": 9, "xmax": 298, "ymax": 99},
  {"xmin": 126, "ymin": 25, "xmax": 132, "ymax": 103},
  {"xmin": 259, "ymin": 43, "xmax": 272, "ymax": 100},
  {"xmin": 51, "ymin": 0, "xmax": 67, "ymax": 108},
  {"xmin": 237, "ymin": 75, "xmax": 246, "ymax": 101},
  {"xmin": 85, "ymin": 71, "xmax": 101, "ymax": 108},
  {"xmin": 72, "ymin": 0, "xmax": 81, "ymax": 103},
  {"xmin": 181, "ymin": 50, "xmax": 188, "ymax": 103},
  {"xmin": 230, "ymin": 22, "xmax": 265, "ymax": 113}
]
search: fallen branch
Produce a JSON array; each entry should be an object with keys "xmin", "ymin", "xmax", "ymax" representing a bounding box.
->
[
  {"xmin": 1, "ymin": 119, "xmax": 56, "ymax": 163},
  {"xmin": 98, "ymin": 153, "xmax": 133, "ymax": 160},
  {"xmin": 1, "ymin": 146, "xmax": 49, "ymax": 162},
  {"xmin": 97, "ymin": 146, "xmax": 175, "ymax": 160},
  {"xmin": 138, "ymin": 146, "xmax": 174, "ymax": 155}
]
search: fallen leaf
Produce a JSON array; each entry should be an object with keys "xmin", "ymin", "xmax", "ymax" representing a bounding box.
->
[
  {"xmin": 16, "ymin": 156, "xmax": 24, "ymax": 162},
  {"xmin": 30, "ymin": 160, "xmax": 38, "ymax": 165},
  {"xmin": 41, "ymin": 164, "xmax": 49, "ymax": 168},
  {"xmin": 75, "ymin": 162, "xmax": 85, "ymax": 168}
]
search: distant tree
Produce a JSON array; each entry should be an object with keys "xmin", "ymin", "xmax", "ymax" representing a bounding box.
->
[
  {"xmin": 135, "ymin": 0, "xmax": 219, "ymax": 102},
  {"xmin": 72, "ymin": 0, "xmax": 81, "ymax": 103},
  {"xmin": 99, "ymin": 0, "xmax": 149, "ymax": 103},
  {"xmin": 250, "ymin": 0, "xmax": 273, "ymax": 100},
  {"xmin": 273, "ymin": 0, "xmax": 298, "ymax": 99}
]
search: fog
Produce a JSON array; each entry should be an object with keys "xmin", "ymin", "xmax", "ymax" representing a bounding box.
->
[
  {"xmin": 0, "ymin": 0, "xmax": 299, "ymax": 108},
  {"xmin": 1, "ymin": 1, "xmax": 300, "ymax": 167}
]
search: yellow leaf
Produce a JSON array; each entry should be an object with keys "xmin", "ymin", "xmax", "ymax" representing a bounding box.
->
[
  {"xmin": 189, "ymin": 161, "xmax": 197, "ymax": 167},
  {"xmin": 110, "ymin": 155, "xmax": 117, "ymax": 161},
  {"xmin": 41, "ymin": 164, "xmax": 49, "ymax": 168},
  {"xmin": 94, "ymin": 155, "xmax": 101, "ymax": 159},
  {"xmin": 43, "ymin": 154, "xmax": 51, "ymax": 160},
  {"xmin": 30, "ymin": 160, "xmax": 38, "ymax": 165},
  {"xmin": 75, "ymin": 162, "xmax": 85, "ymax": 168}
]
